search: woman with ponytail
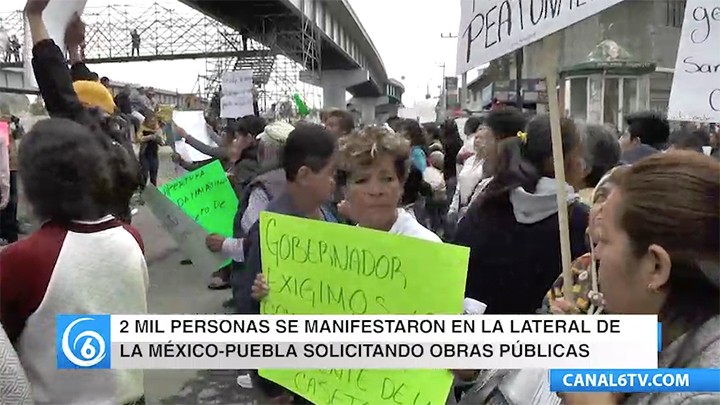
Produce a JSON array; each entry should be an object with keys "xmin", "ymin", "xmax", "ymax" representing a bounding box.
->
[{"xmin": 454, "ymin": 115, "xmax": 589, "ymax": 315}]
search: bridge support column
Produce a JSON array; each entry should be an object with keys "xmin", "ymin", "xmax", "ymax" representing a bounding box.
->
[
  {"xmin": 349, "ymin": 96, "xmax": 388, "ymax": 125},
  {"xmin": 322, "ymin": 86, "xmax": 347, "ymax": 109},
  {"xmin": 302, "ymin": 69, "xmax": 370, "ymax": 110}
]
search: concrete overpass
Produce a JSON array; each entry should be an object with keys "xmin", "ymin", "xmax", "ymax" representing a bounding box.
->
[
  {"xmin": 1, "ymin": 0, "xmax": 404, "ymax": 123},
  {"xmin": 179, "ymin": 0, "xmax": 404, "ymax": 122},
  {"xmin": 0, "ymin": 68, "xmax": 36, "ymax": 95}
]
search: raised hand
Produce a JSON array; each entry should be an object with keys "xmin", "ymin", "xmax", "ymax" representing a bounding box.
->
[
  {"xmin": 24, "ymin": 0, "xmax": 51, "ymax": 16},
  {"xmin": 65, "ymin": 13, "xmax": 86, "ymax": 50},
  {"xmin": 205, "ymin": 234, "xmax": 225, "ymax": 253}
]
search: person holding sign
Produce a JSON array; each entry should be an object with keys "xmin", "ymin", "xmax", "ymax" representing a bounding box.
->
[
  {"xmin": 251, "ymin": 126, "xmax": 450, "ymax": 404},
  {"xmin": 455, "ymin": 115, "xmax": 589, "ymax": 315},
  {"xmin": 243, "ymin": 124, "xmax": 338, "ymax": 404},
  {"xmin": 208, "ymin": 121, "xmax": 292, "ymax": 299},
  {"xmin": 335, "ymin": 125, "xmax": 441, "ymax": 242},
  {"xmin": 25, "ymin": 0, "xmax": 141, "ymax": 225}
]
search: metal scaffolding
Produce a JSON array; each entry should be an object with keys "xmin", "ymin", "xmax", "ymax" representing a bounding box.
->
[{"xmin": 0, "ymin": 1, "xmax": 321, "ymax": 114}]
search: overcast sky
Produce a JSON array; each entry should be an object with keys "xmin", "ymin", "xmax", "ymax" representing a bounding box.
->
[{"xmin": 0, "ymin": 0, "xmax": 469, "ymax": 106}]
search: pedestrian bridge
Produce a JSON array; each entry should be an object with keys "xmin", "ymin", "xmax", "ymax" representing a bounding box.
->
[
  {"xmin": 0, "ymin": 0, "xmax": 404, "ymax": 122},
  {"xmin": 179, "ymin": 0, "xmax": 404, "ymax": 119}
]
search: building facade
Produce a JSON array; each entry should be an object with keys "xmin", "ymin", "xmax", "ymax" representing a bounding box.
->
[
  {"xmin": 106, "ymin": 82, "xmax": 206, "ymax": 110},
  {"xmin": 464, "ymin": 0, "xmax": 685, "ymax": 125}
]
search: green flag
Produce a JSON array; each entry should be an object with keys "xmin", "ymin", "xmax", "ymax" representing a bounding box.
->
[{"xmin": 293, "ymin": 93, "xmax": 309, "ymax": 117}]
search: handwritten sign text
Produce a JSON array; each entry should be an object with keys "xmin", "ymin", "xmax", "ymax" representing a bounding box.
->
[
  {"xmin": 456, "ymin": 0, "xmax": 625, "ymax": 74},
  {"xmin": 669, "ymin": 1, "xmax": 720, "ymax": 122},
  {"xmin": 258, "ymin": 212, "xmax": 470, "ymax": 405}
]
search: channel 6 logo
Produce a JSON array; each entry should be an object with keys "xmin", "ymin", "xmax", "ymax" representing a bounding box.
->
[{"xmin": 56, "ymin": 315, "xmax": 111, "ymax": 369}]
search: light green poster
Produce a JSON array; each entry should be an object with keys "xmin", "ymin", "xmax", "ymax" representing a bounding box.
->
[
  {"xmin": 258, "ymin": 212, "xmax": 470, "ymax": 405},
  {"xmin": 159, "ymin": 160, "xmax": 237, "ymax": 238}
]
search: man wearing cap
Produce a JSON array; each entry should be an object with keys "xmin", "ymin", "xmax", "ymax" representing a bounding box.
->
[
  {"xmin": 205, "ymin": 121, "xmax": 293, "ymax": 275},
  {"xmin": 201, "ymin": 120, "xmax": 292, "ymax": 389}
]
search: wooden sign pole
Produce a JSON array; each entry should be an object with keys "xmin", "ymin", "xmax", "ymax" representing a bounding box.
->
[{"xmin": 542, "ymin": 32, "xmax": 575, "ymax": 302}]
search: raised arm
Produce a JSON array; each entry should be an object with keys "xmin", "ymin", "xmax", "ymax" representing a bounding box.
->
[
  {"xmin": 175, "ymin": 126, "xmax": 227, "ymax": 159},
  {"xmin": 26, "ymin": 3, "xmax": 85, "ymax": 121},
  {"xmin": 206, "ymin": 125, "xmax": 224, "ymax": 145}
]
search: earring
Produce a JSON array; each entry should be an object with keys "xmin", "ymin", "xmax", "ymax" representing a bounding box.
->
[{"xmin": 647, "ymin": 283, "xmax": 658, "ymax": 293}]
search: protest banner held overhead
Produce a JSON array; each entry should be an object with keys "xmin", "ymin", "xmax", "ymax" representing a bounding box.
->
[
  {"xmin": 23, "ymin": 0, "xmax": 87, "ymax": 88},
  {"xmin": 667, "ymin": 0, "xmax": 720, "ymax": 123},
  {"xmin": 258, "ymin": 212, "xmax": 470, "ymax": 405},
  {"xmin": 220, "ymin": 70, "xmax": 254, "ymax": 118},
  {"xmin": 456, "ymin": 0, "xmax": 626, "ymax": 75}
]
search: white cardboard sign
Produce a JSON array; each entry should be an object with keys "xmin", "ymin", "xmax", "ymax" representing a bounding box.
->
[
  {"xmin": 220, "ymin": 70, "xmax": 254, "ymax": 118},
  {"xmin": 172, "ymin": 110, "xmax": 215, "ymax": 162},
  {"xmin": 456, "ymin": 0, "xmax": 625, "ymax": 75},
  {"xmin": 667, "ymin": 0, "xmax": 720, "ymax": 123},
  {"xmin": 23, "ymin": 0, "xmax": 87, "ymax": 88}
]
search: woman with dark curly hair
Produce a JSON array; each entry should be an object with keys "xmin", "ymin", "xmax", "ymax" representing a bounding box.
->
[{"xmin": 0, "ymin": 118, "xmax": 148, "ymax": 405}]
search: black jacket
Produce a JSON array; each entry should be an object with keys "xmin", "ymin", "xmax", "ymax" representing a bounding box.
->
[
  {"xmin": 454, "ymin": 196, "xmax": 589, "ymax": 315},
  {"xmin": 32, "ymin": 39, "xmax": 140, "ymax": 223},
  {"xmin": 114, "ymin": 93, "xmax": 133, "ymax": 115}
]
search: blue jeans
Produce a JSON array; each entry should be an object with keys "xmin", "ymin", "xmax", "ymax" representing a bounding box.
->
[{"xmin": 139, "ymin": 152, "xmax": 159, "ymax": 186}]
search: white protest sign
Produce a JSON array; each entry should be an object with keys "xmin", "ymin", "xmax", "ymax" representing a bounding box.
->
[
  {"xmin": 221, "ymin": 70, "xmax": 254, "ymax": 118},
  {"xmin": 23, "ymin": 0, "xmax": 87, "ymax": 88},
  {"xmin": 172, "ymin": 110, "xmax": 215, "ymax": 162},
  {"xmin": 144, "ymin": 185, "xmax": 227, "ymax": 272},
  {"xmin": 456, "ymin": 0, "xmax": 625, "ymax": 75},
  {"xmin": 667, "ymin": 0, "xmax": 720, "ymax": 123},
  {"xmin": 220, "ymin": 93, "xmax": 254, "ymax": 119}
]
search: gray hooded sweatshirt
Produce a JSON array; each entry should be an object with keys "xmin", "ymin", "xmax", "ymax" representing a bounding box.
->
[{"xmin": 508, "ymin": 177, "xmax": 579, "ymax": 224}]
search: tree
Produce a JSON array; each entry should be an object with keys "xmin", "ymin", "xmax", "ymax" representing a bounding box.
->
[{"xmin": 29, "ymin": 97, "xmax": 47, "ymax": 116}]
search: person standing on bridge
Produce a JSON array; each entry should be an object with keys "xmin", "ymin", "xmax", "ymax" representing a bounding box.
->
[
  {"xmin": 8, "ymin": 35, "xmax": 21, "ymax": 63},
  {"xmin": 0, "ymin": 27, "xmax": 8, "ymax": 64},
  {"xmin": 130, "ymin": 29, "xmax": 140, "ymax": 57}
]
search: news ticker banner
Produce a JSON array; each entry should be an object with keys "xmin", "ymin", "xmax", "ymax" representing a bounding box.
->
[
  {"xmin": 56, "ymin": 314, "xmax": 662, "ymax": 370},
  {"xmin": 549, "ymin": 369, "xmax": 720, "ymax": 393}
]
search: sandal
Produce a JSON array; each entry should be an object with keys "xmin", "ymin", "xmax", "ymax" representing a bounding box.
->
[{"xmin": 207, "ymin": 276, "xmax": 230, "ymax": 290}]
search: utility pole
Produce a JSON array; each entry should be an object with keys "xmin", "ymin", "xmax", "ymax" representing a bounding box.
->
[
  {"xmin": 515, "ymin": 48, "xmax": 524, "ymax": 111},
  {"xmin": 437, "ymin": 63, "xmax": 447, "ymax": 114},
  {"xmin": 440, "ymin": 32, "xmax": 467, "ymax": 111}
]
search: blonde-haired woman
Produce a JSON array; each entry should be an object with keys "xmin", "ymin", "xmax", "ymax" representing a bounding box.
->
[
  {"xmin": 336, "ymin": 126, "xmax": 440, "ymax": 240},
  {"xmin": 251, "ymin": 126, "xmax": 449, "ymax": 404}
]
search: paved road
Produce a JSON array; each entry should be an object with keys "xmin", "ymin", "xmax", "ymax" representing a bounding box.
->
[{"xmin": 137, "ymin": 148, "xmax": 269, "ymax": 404}]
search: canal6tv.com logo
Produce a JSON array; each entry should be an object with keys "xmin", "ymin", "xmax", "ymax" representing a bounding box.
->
[{"xmin": 56, "ymin": 315, "xmax": 111, "ymax": 369}]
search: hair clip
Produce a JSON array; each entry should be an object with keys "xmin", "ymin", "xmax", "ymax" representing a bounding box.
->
[{"xmin": 517, "ymin": 131, "xmax": 528, "ymax": 144}]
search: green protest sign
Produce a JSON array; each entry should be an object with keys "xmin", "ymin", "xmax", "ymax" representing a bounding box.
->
[
  {"xmin": 258, "ymin": 212, "xmax": 470, "ymax": 405},
  {"xmin": 159, "ymin": 160, "xmax": 237, "ymax": 237}
]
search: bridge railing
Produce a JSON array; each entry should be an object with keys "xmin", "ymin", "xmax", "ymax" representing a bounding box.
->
[{"xmin": 0, "ymin": 2, "xmax": 270, "ymax": 65}]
